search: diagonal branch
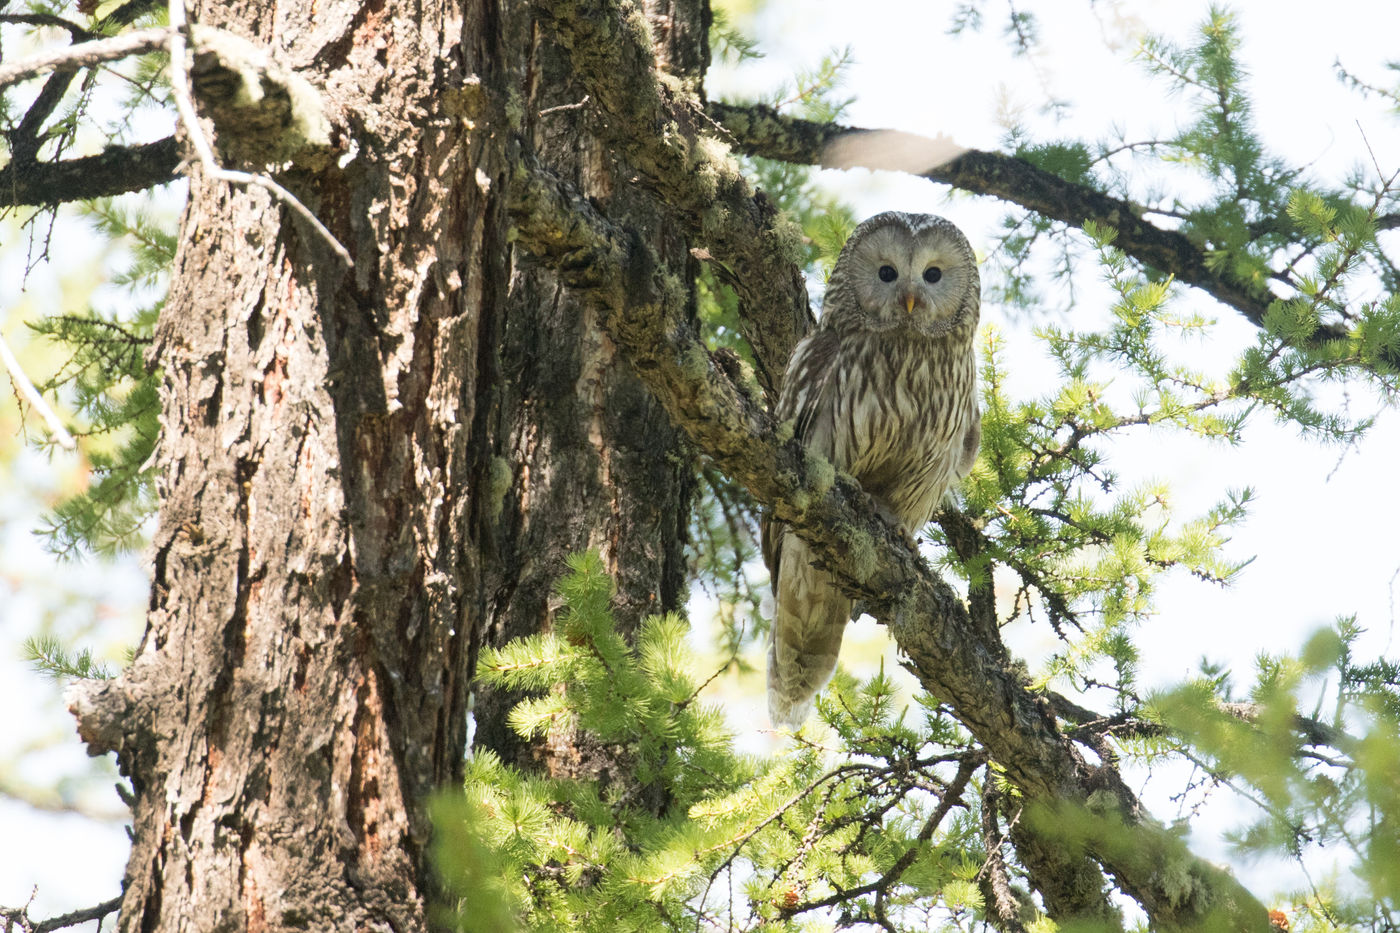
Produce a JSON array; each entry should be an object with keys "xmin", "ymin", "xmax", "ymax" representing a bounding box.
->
[
  {"xmin": 507, "ymin": 155, "xmax": 1273, "ymax": 932},
  {"xmin": 0, "ymin": 25, "xmax": 174, "ymax": 90},
  {"xmin": 706, "ymin": 101, "xmax": 1322, "ymax": 338},
  {"xmin": 0, "ymin": 329, "xmax": 76, "ymax": 449},
  {"xmin": 533, "ymin": 0, "xmax": 815, "ymax": 396}
]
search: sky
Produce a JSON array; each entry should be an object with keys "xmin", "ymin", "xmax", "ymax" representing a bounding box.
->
[
  {"xmin": 705, "ymin": 0, "xmax": 1400, "ymax": 903},
  {"xmin": 4, "ymin": 0, "xmax": 1400, "ymax": 920},
  {"xmin": 703, "ymin": 0, "xmax": 1400, "ymax": 675}
]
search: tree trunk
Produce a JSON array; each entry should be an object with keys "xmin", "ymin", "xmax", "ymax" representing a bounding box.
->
[
  {"xmin": 66, "ymin": 0, "xmax": 703, "ymax": 928},
  {"xmin": 471, "ymin": 0, "xmax": 705, "ymax": 784}
]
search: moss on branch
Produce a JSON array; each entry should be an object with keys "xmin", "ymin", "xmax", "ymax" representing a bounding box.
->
[
  {"xmin": 534, "ymin": 0, "xmax": 815, "ymax": 396},
  {"xmin": 508, "ymin": 155, "xmax": 1273, "ymax": 932}
]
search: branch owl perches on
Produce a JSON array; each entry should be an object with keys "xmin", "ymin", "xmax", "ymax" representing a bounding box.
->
[{"xmin": 764, "ymin": 212, "xmax": 982, "ymax": 727}]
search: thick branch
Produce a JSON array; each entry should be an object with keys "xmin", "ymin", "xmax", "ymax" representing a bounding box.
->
[
  {"xmin": 0, "ymin": 136, "xmax": 180, "ymax": 207},
  {"xmin": 707, "ymin": 102, "xmax": 1310, "ymax": 336},
  {"xmin": 183, "ymin": 24, "xmax": 333, "ymax": 166},
  {"xmin": 534, "ymin": 0, "xmax": 814, "ymax": 395},
  {"xmin": 508, "ymin": 160, "xmax": 1272, "ymax": 932}
]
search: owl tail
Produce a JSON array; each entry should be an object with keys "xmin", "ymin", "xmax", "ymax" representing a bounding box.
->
[{"xmin": 767, "ymin": 538, "xmax": 852, "ymax": 729}]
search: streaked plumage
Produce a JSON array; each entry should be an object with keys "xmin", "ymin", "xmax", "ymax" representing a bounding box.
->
[{"xmin": 764, "ymin": 212, "xmax": 981, "ymax": 728}]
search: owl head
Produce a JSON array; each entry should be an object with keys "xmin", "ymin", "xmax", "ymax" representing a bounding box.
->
[{"xmin": 822, "ymin": 212, "xmax": 979, "ymax": 338}]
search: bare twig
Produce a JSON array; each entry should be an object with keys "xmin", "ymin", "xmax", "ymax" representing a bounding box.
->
[
  {"xmin": 0, "ymin": 327, "xmax": 76, "ymax": 449},
  {"xmin": 777, "ymin": 753, "xmax": 984, "ymax": 919},
  {"xmin": 0, "ymin": 26, "xmax": 173, "ymax": 90},
  {"xmin": 165, "ymin": 0, "xmax": 352, "ymax": 266},
  {"xmin": 539, "ymin": 94, "xmax": 589, "ymax": 116},
  {"xmin": 0, "ymin": 893, "xmax": 121, "ymax": 933}
]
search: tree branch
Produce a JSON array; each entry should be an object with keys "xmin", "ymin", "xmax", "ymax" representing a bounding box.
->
[
  {"xmin": 0, "ymin": 135, "xmax": 181, "ymax": 207},
  {"xmin": 532, "ymin": 0, "xmax": 815, "ymax": 396},
  {"xmin": 777, "ymin": 752, "xmax": 984, "ymax": 919},
  {"xmin": 165, "ymin": 2, "xmax": 350, "ymax": 265},
  {"xmin": 1052, "ymin": 692, "xmax": 1362, "ymax": 760},
  {"xmin": 507, "ymin": 156, "xmax": 1272, "ymax": 931},
  {"xmin": 979, "ymin": 783, "xmax": 1031, "ymax": 933},
  {"xmin": 706, "ymin": 101, "xmax": 1331, "ymax": 339},
  {"xmin": 0, "ymin": 25, "xmax": 173, "ymax": 90},
  {"xmin": 0, "ymin": 24, "xmax": 180, "ymax": 208},
  {"xmin": 0, "ymin": 329, "xmax": 75, "ymax": 449},
  {"xmin": 0, "ymin": 894, "xmax": 123, "ymax": 933}
]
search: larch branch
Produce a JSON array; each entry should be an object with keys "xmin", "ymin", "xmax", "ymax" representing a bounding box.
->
[
  {"xmin": 507, "ymin": 154, "xmax": 1272, "ymax": 932},
  {"xmin": 705, "ymin": 101, "xmax": 1326, "ymax": 337},
  {"xmin": 0, "ymin": 136, "xmax": 180, "ymax": 208},
  {"xmin": 0, "ymin": 25, "xmax": 174, "ymax": 90},
  {"xmin": 533, "ymin": 0, "xmax": 815, "ymax": 396}
]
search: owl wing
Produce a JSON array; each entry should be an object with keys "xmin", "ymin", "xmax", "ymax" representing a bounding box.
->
[
  {"xmin": 762, "ymin": 329, "xmax": 841, "ymax": 588},
  {"xmin": 957, "ymin": 405, "xmax": 981, "ymax": 479}
]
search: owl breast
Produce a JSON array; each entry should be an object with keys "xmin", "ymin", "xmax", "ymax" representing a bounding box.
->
[{"xmin": 830, "ymin": 330, "xmax": 976, "ymax": 526}]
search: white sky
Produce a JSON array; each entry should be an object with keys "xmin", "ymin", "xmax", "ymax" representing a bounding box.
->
[
  {"xmin": 707, "ymin": 0, "xmax": 1400, "ymax": 905},
  {"xmin": 4, "ymin": 0, "xmax": 1400, "ymax": 920}
]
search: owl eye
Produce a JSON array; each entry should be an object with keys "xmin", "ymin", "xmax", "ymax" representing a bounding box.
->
[
  {"xmin": 878, "ymin": 265, "xmax": 898, "ymax": 282},
  {"xmin": 923, "ymin": 266, "xmax": 943, "ymax": 284}
]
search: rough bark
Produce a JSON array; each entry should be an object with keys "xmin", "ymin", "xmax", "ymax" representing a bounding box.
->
[
  {"xmin": 70, "ymin": 0, "xmax": 511, "ymax": 927},
  {"xmin": 470, "ymin": 0, "xmax": 700, "ymax": 790},
  {"xmin": 62, "ymin": 0, "xmax": 709, "ymax": 927}
]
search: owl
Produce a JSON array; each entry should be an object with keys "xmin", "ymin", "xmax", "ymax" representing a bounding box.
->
[{"xmin": 764, "ymin": 212, "xmax": 981, "ymax": 728}]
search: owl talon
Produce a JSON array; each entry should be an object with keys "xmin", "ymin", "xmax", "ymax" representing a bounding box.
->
[{"xmin": 873, "ymin": 502, "xmax": 917, "ymax": 548}]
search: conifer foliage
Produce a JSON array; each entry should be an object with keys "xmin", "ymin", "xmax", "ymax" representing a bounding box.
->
[
  {"xmin": 440, "ymin": 552, "xmax": 995, "ymax": 932},
  {"xmin": 3, "ymin": 1, "xmax": 1400, "ymax": 932}
]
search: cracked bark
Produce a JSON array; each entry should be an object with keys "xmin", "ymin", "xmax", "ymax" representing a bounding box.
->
[
  {"xmin": 68, "ymin": 0, "xmax": 509, "ymax": 927},
  {"xmin": 470, "ymin": 0, "xmax": 698, "ymax": 798},
  {"xmin": 78, "ymin": 0, "xmax": 504, "ymax": 913},
  {"xmin": 530, "ymin": 0, "xmax": 814, "ymax": 396},
  {"xmin": 61, "ymin": 0, "xmax": 706, "ymax": 928}
]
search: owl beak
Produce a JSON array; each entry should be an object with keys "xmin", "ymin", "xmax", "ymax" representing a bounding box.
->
[{"xmin": 904, "ymin": 295, "xmax": 916, "ymax": 314}]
